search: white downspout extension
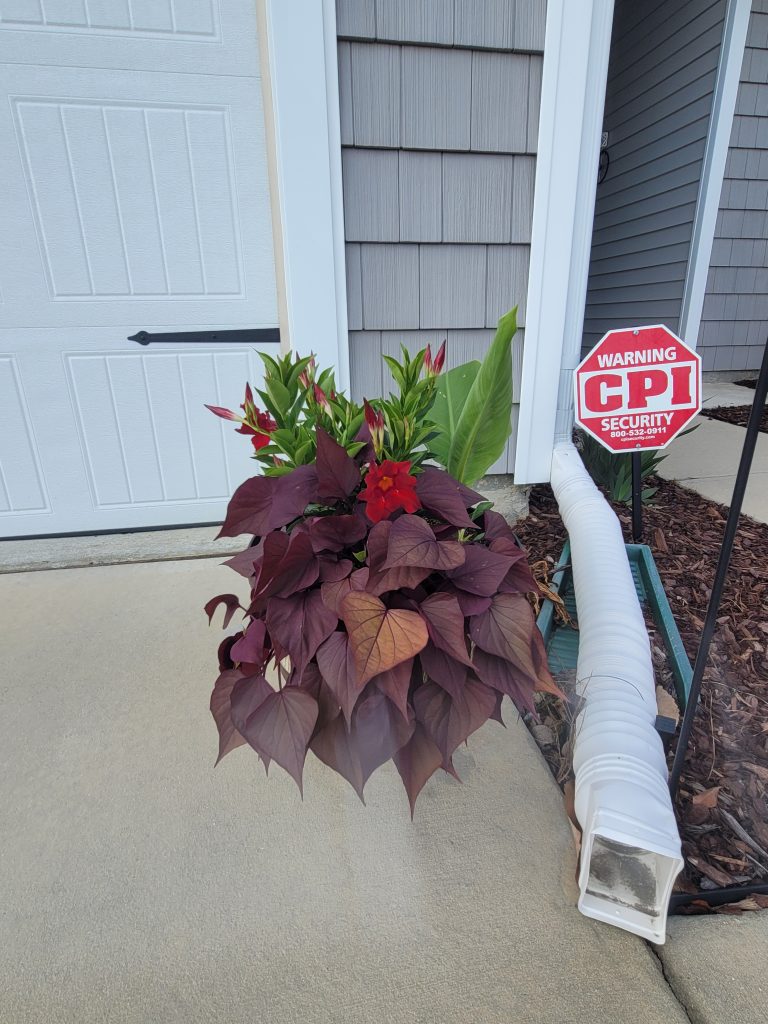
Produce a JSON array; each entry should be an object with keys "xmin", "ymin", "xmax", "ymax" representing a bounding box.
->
[
  {"xmin": 531, "ymin": 0, "xmax": 685, "ymax": 947},
  {"xmin": 550, "ymin": 444, "xmax": 683, "ymax": 944},
  {"xmin": 515, "ymin": 0, "xmax": 684, "ymax": 940}
]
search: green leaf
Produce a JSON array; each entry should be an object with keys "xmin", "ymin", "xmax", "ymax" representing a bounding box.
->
[
  {"xmin": 430, "ymin": 362, "xmax": 480, "ymax": 465},
  {"xmin": 265, "ymin": 376, "xmax": 291, "ymax": 416},
  {"xmin": 470, "ymin": 500, "xmax": 494, "ymax": 520},
  {"xmin": 445, "ymin": 307, "xmax": 517, "ymax": 485}
]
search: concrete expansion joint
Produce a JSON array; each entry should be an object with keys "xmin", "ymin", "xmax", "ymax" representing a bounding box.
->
[{"xmin": 647, "ymin": 942, "xmax": 697, "ymax": 1024}]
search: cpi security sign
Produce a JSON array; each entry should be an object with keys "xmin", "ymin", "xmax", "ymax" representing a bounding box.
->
[{"xmin": 574, "ymin": 324, "xmax": 701, "ymax": 452}]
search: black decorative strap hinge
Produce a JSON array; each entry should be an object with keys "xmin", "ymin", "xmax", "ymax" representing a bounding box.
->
[{"xmin": 128, "ymin": 328, "xmax": 280, "ymax": 346}]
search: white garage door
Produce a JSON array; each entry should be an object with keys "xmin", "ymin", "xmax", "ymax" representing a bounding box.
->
[{"xmin": 0, "ymin": 1, "xmax": 279, "ymax": 537}]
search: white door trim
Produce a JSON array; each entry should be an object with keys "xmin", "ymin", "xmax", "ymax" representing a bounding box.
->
[
  {"xmin": 678, "ymin": 0, "xmax": 751, "ymax": 348},
  {"xmin": 514, "ymin": 0, "xmax": 615, "ymax": 484},
  {"xmin": 257, "ymin": 0, "xmax": 350, "ymax": 389}
]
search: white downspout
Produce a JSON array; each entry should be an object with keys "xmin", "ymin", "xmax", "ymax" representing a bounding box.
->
[{"xmin": 550, "ymin": 444, "xmax": 683, "ymax": 944}]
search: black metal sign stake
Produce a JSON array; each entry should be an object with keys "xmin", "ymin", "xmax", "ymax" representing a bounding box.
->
[
  {"xmin": 631, "ymin": 451, "xmax": 643, "ymax": 543},
  {"xmin": 668, "ymin": 336, "xmax": 768, "ymax": 799}
]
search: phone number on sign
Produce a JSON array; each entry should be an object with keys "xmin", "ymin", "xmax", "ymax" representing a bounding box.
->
[{"xmin": 609, "ymin": 427, "xmax": 662, "ymax": 439}]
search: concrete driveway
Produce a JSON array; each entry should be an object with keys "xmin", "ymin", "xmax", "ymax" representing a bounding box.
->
[{"xmin": 0, "ymin": 557, "xmax": 695, "ymax": 1023}]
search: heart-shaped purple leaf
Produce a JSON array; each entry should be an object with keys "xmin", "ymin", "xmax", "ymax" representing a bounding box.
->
[
  {"xmin": 371, "ymin": 658, "xmax": 414, "ymax": 720},
  {"xmin": 469, "ymin": 593, "xmax": 539, "ymax": 681},
  {"xmin": 321, "ymin": 567, "xmax": 369, "ymax": 617},
  {"xmin": 230, "ymin": 619, "xmax": 268, "ymax": 670},
  {"xmin": 210, "ymin": 668, "xmax": 247, "ymax": 765},
  {"xmin": 482, "ymin": 509, "xmax": 518, "ymax": 542},
  {"xmin": 315, "ymin": 427, "xmax": 361, "ymax": 500},
  {"xmin": 419, "ymin": 643, "xmax": 471, "ymax": 701},
  {"xmin": 447, "ymin": 545, "xmax": 515, "ymax": 596},
  {"xmin": 318, "ymin": 557, "xmax": 354, "ymax": 583},
  {"xmin": 224, "ymin": 542, "xmax": 263, "ymax": 578},
  {"xmin": 315, "ymin": 631, "xmax": 364, "ymax": 726},
  {"xmin": 217, "ymin": 464, "xmax": 318, "ymax": 538},
  {"xmin": 419, "ymin": 592, "xmax": 473, "ymax": 667},
  {"xmin": 441, "ymin": 585, "xmax": 492, "ymax": 617},
  {"xmin": 229, "ymin": 672, "xmax": 275, "ymax": 771},
  {"xmin": 352, "ymin": 689, "xmax": 415, "ymax": 787},
  {"xmin": 307, "ymin": 513, "xmax": 368, "ymax": 553},
  {"xmin": 234, "ymin": 686, "xmax": 318, "ymax": 793},
  {"xmin": 310, "ymin": 712, "xmax": 365, "ymax": 800},
  {"xmin": 414, "ymin": 466, "xmax": 482, "ymax": 527},
  {"xmin": 266, "ymin": 590, "xmax": 338, "ymax": 674},
  {"xmin": 365, "ymin": 521, "xmax": 432, "ymax": 595},
  {"xmin": 472, "ymin": 647, "xmax": 537, "ymax": 714},
  {"xmin": 254, "ymin": 530, "xmax": 318, "ymax": 601},
  {"xmin": 392, "ymin": 721, "xmax": 443, "ymax": 818},
  {"xmin": 413, "ymin": 677, "xmax": 496, "ymax": 764},
  {"xmin": 383, "ymin": 514, "xmax": 465, "ymax": 572}
]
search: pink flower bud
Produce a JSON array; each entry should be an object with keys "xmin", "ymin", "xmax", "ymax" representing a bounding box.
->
[{"xmin": 313, "ymin": 383, "xmax": 331, "ymax": 415}]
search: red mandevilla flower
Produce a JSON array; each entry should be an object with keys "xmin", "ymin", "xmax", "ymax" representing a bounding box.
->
[
  {"xmin": 358, "ymin": 460, "xmax": 422, "ymax": 523},
  {"xmin": 249, "ymin": 409, "xmax": 278, "ymax": 451},
  {"xmin": 205, "ymin": 384, "xmax": 277, "ymax": 451}
]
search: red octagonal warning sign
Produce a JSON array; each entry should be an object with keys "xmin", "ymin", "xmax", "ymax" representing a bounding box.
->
[{"xmin": 574, "ymin": 324, "xmax": 702, "ymax": 453}]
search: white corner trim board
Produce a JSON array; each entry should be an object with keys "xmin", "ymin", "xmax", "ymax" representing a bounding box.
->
[
  {"xmin": 679, "ymin": 0, "xmax": 752, "ymax": 348},
  {"xmin": 514, "ymin": 0, "xmax": 615, "ymax": 484},
  {"xmin": 257, "ymin": 0, "xmax": 350, "ymax": 388}
]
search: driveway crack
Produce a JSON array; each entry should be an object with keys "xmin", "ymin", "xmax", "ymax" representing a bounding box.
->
[{"xmin": 647, "ymin": 940, "xmax": 697, "ymax": 1024}]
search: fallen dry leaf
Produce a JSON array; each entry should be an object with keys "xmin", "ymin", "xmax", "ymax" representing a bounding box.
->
[{"xmin": 692, "ymin": 786, "xmax": 721, "ymax": 809}]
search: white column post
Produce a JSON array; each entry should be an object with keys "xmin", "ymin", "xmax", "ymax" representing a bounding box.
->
[
  {"xmin": 257, "ymin": 0, "xmax": 350, "ymax": 389},
  {"xmin": 514, "ymin": 0, "xmax": 615, "ymax": 484}
]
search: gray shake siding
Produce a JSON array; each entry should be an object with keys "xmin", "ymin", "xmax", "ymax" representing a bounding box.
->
[
  {"xmin": 699, "ymin": 0, "xmax": 768, "ymax": 371},
  {"xmin": 336, "ymin": 0, "xmax": 545, "ymax": 474},
  {"xmin": 583, "ymin": 0, "xmax": 727, "ymax": 353}
]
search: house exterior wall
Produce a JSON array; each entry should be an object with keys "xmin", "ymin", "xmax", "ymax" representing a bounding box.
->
[
  {"xmin": 583, "ymin": 0, "xmax": 727, "ymax": 353},
  {"xmin": 698, "ymin": 0, "xmax": 768, "ymax": 371},
  {"xmin": 336, "ymin": 0, "xmax": 546, "ymax": 473}
]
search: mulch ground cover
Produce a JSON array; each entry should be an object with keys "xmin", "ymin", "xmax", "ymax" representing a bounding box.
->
[
  {"xmin": 701, "ymin": 404, "xmax": 768, "ymax": 433},
  {"xmin": 515, "ymin": 479, "xmax": 768, "ymax": 905}
]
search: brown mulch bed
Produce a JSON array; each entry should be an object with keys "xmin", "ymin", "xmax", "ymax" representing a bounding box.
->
[
  {"xmin": 515, "ymin": 480, "xmax": 768, "ymax": 899},
  {"xmin": 701, "ymin": 404, "xmax": 768, "ymax": 433}
]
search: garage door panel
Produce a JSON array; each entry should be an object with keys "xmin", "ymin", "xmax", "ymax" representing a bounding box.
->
[
  {"xmin": 63, "ymin": 346, "xmax": 263, "ymax": 509},
  {"xmin": 0, "ymin": 333, "xmax": 275, "ymax": 536},
  {"xmin": 1, "ymin": 1, "xmax": 257, "ymax": 75},
  {"xmin": 0, "ymin": 355, "xmax": 50, "ymax": 517},
  {"xmin": 10, "ymin": 95, "xmax": 250, "ymax": 309},
  {"xmin": 0, "ymin": 65, "xmax": 276, "ymax": 329},
  {"xmin": 0, "ymin": 1, "xmax": 278, "ymax": 536}
]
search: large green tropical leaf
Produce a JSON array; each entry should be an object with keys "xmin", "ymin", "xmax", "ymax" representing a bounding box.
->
[
  {"xmin": 430, "ymin": 361, "xmax": 480, "ymax": 465},
  {"xmin": 443, "ymin": 308, "xmax": 517, "ymax": 485}
]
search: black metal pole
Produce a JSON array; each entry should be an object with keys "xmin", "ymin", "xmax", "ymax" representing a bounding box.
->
[
  {"xmin": 669, "ymin": 338, "xmax": 768, "ymax": 798},
  {"xmin": 631, "ymin": 451, "xmax": 643, "ymax": 543},
  {"xmin": 670, "ymin": 882, "xmax": 768, "ymax": 911}
]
